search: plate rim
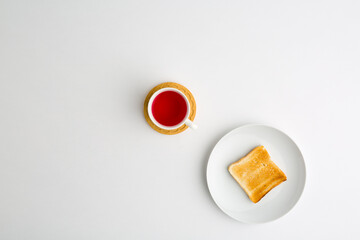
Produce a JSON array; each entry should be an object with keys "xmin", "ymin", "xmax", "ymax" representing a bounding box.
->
[{"xmin": 206, "ymin": 123, "xmax": 306, "ymax": 223}]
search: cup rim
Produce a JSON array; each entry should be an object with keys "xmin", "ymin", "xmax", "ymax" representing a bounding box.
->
[{"xmin": 147, "ymin": 87, "xmax": 190, "ymax": 130}]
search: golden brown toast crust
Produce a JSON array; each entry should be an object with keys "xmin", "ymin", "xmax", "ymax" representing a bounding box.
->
[{"xmin": 228, "ymin": 146, "xmax": 287, "ymax": 203}]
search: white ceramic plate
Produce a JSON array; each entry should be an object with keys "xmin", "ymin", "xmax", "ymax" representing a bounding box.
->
[{"xmin": 206, "ymin": 124, "xmax": 306, "ymax": 223}]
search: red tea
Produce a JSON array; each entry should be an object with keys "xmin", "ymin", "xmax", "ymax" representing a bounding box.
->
[{"xmin": 151, "ymin": 91, "xmax": 187, "ymax": 127}]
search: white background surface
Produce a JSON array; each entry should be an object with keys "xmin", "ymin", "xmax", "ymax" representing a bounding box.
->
[{"xmin": 1, "ymin": 0, "xmax": 360, "ymax": 239}]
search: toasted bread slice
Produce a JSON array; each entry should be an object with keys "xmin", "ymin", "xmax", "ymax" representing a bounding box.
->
[{"xmin": 228, "ymin": 146, "xmax": 287, "ymax": 203}]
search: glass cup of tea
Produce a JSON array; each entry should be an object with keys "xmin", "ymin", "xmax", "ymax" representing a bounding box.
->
[{"xmin": 148, "ymin": 87, "xmax": 197, "ymax": 130}]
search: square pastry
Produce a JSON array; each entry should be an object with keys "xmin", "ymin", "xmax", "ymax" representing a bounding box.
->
[{"xmin": 228, "ymin": 146, "xmax": 287, "ymax": 203}]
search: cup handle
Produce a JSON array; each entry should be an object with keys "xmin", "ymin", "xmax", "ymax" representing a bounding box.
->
[{"xmin": 185, "ymin": 119, "xmax": 198, "ymax": 130}]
